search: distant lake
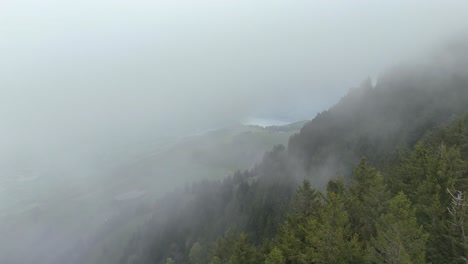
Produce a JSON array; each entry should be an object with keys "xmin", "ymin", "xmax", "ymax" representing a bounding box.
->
[{"xmin": 242, "ymin": 117, "xmax": 291, "ymax": 127}]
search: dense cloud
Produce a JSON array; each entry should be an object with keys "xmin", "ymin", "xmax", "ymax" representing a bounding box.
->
[{"xmin": 2, "ymin": 1, "xmax": 468, "ymax": 159}]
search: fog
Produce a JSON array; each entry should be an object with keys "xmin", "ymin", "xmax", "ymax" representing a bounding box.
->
[
  {"xmin": 3, "ymin": 1, "xmax": 468, "ymax": 157},
  {"xmin": 1, "ymin": 0, "xmax": 468, "ymax": 263}
]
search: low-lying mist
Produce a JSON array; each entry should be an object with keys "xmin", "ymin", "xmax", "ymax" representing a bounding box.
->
[{"xmin": 1, "ymin": 0, "xmax": 468, "ymax": 263}]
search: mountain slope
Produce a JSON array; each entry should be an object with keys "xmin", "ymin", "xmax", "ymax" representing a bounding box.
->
[
  {"xmin": 0, "ymin": 121, "xmax": 306, "ymax": 264},
  {"xmin": 289, "ymin": 65, "xmax": 468, "ymax": 181},
  {"xmin": 112, "ymin": 121, "xmax": 307, "ymax": 198},
  {"xmin": 115, "ymin": 42, "xmax": 468, "ymax": 264}
]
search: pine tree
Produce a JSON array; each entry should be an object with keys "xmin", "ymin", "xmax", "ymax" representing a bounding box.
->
[
  {"xmin": 348, "ymin": 158, "xmax": 389, "ymax": 241},
  {"xmin": 228, "ymin": 233, "xmax": 257, "ymax": 264},
  {"xmin": 264, "ymin": 247, "xmax": 285, "ymax": 264},
  {"xmin": 367, "ymin": 192, "xmax": 428, "ymax": 264},
  {"xmin": 275, "ymin": 180, "xmax": 322, "ymax": 264},
  {"xmin": 412, "ymin": 144, "xmax": 465, "ymax": 262},
  {"xmin": 444, "ymin": 189, "xmax": 468, "ymax": 263},
  {"xmin": 210, "ymin": 228, "xmax": 238, "ymax": 262},
  {"xmin": 189, "ymin": 242, "xmax": 204, "ymax": 264},
  {"xmin": 304, "ymin": 179, "xmax": 364, "ymax": 263},
  {"xmin": 294, "ymin": 179, "xmax": 321, "ymax": 219}
]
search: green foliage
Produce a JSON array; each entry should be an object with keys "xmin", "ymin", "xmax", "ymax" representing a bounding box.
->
[
  {"xmin": 348, "ymin": 158, "xmax": 389, "ymax": 241},
  {"xmin": 118, "ymin": 51, "xmax": 468, "ymax": 263},
  {"xmin": 264, "ymin": 247, "xmax": 285, "ymax": 264},
  {"xmin": 293, "ymin": 179, "xmax": 321, "ymax": 220},
  {"xmin": 273, "ymin": 180, "xmax": 321, "ymax": 263},
  {"xmin": 367, "ymin": 192, "xmax": 428, "ymax": 263},
  {"xmin": 210, "ymin": 229, "xmax": 238, "ymax": 263},
  {"xmin": 122, "ymin": 113, "xmax": 468, "ymax": 263},
  {"xmin": 304, "ymin": 190, "xmax": 363, "ymax": 263},
  {"xmin": 228, "ymin": 233, "xmax": 257, "ymax": 264},
  {"xmin": 326, "ymin": 178, "xmax": 345, "ymax": 196}
]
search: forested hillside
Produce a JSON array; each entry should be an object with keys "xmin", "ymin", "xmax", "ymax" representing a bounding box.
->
[
  {"xmin": 116, "ymin": 43, "xmax": 468, "ymax": 264},
  {"xmin": 107, "ymin": 121, "xmax": 307, "ymax": 203}
]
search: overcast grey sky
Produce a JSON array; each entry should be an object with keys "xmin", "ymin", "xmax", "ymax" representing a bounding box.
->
[{"xmin": 1, "ymin": 0, "xmax": 468, "ymax": 169}]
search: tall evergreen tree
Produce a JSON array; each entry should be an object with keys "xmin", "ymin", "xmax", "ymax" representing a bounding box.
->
[
  {"xmin": 305, "ymin": 181, "xmax": 363, "ymax": 263},
  {"xmin": 275, "ymin": 180, "xmax": 321, "ymax": 264},
  {"xmin": 348, "ymin": 158, "xmax": 389, "ymax": 241},
  {"xmin": 228, "ymin": 233, "xmax": 257, "ymax": 264},
  {"xmin": 367, "ymin": 192, "xmax": 428, "ymax": 264},
  {"xmin": 264, "ymin": 247, "xmax": 286, "ymax": 264}
]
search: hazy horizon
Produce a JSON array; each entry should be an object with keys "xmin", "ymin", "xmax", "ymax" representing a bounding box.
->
[
  {"xmin": 3, "ymin": 1, "xmax": 468, "ymax": 169},
  {"xmin": 2, "ymin": 1, "xmax": 468, "ymax": 263}
]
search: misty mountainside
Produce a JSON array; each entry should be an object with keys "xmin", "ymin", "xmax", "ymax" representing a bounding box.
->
[
  {"xmin": 289, "ymin": 44, "xmax": 468, "ymax": 181},
  {"xmin": 5, "ymin": 2, "xmax": 468, "ymax": 264},
  {"xmin": 113, "ymin": 120, "xmax": 307, "ymax": 197},
  {"xmin": 116, "ymin": 42, "xmax": 468, "ymax": 264},
  {"xmin": 0, "ymin": 120, "xmax": 305, "ymax": 264}
]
